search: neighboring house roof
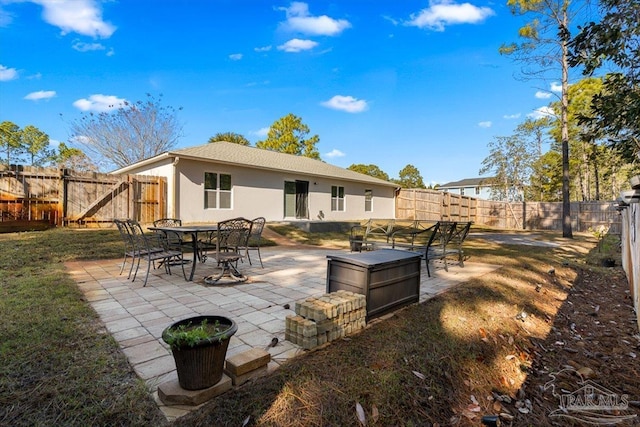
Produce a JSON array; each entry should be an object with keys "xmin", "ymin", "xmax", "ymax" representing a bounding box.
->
[
  {"xmin": 112, "ymin": 142, "xmax": 398, "ymax": 188},
  {"xmin": 439, "ymin": 177, "xmax": 494, "ymax": 189}
]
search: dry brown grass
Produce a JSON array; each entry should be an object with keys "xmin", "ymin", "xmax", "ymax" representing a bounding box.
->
[
  {"xmin": 2, "ymin": 226, "xmax": 635, "ymax": 426},
  {"xmin": 174, "ymin": 228, "xmax": 637, "ymax": 426},
  {"xmin": 0, "ymin": 228, "xmax": 167, "ymax": 427}
]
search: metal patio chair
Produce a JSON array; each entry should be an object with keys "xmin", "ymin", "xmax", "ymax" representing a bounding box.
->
[
  {"xmin": 203, "ymin": 217, "xmax": 252, "ymax": 285},
  {"xmin": 242, "ymin": 217, "xmax": 265, "ymax": 267},
  {"xmin": 152, "ymin": 218, "xmax": 193, "ymax": 265},
  {"xmin": 114, "ymin": 219, "xmax": 136, "ymax": 278},
  {"xmin": 127, "ymin": 219, "xmax": 185, "ymax": 286}
]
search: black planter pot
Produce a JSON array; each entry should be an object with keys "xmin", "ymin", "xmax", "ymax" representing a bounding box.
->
[{"xmin": 162, "ymin": 315, "xmax": 238, "ymax": 390}]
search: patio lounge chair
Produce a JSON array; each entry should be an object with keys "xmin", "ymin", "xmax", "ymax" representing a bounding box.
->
[
  {"xmin": 426, "ymin": 221, "xmax": 472, "ymax": 276},
  {"xmin": 391, "ymin": 222, "xmax": 441, "ymax": 277}
]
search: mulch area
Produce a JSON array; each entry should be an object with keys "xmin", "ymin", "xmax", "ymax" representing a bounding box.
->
[{"xmin": 512, "ymin": 266, "xmax": 640, "ymax": 426}]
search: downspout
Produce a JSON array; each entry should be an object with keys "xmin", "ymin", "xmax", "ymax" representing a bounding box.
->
[
  {"xmin": 394, "ymin": 186, "xmax": 402, "ymax": 220},
  {"xmin": 172, "ymin": 156, "xmax": 179, "ymax": 218}
]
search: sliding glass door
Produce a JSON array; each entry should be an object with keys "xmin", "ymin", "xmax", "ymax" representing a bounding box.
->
[{"xmin": 284, "ymin": 180, "xmax": 309, "ymax": 219}]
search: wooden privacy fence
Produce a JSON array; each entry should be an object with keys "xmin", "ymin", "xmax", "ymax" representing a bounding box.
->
[
  {"xmin": 0, "ymin": 166, "xmax": 621, "ymax": 233},
  {"xmin": 0, "ymin": 165, "xmax": 166, "ymax": 228},
  {"xmin": 396, "ymin": 188, "xmax": 622, "ymax": 233},
  {"xmin": 620, "ymin": 203, "xmax": 640, "ymax": 330}
]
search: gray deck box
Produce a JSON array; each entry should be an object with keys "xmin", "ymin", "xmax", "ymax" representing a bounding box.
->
[{"xmin": 326, "ymin": 249, "xmax": 421, "ymax": 321}]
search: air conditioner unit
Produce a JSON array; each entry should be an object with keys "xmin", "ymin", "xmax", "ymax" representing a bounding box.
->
[
  {"xmin": 619, "ymin": 189, "xmax": 640, "ymax": 204},
  {"xmin": 630, "ymin": 175, "xmax": 640, "ymax": 189}
]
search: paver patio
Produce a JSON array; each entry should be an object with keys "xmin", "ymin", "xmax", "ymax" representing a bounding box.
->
[{"xmin": 65, "ymin": 246, "xmax": 500, "ymax": 420}]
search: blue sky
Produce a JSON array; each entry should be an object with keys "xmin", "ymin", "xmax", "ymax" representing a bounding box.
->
[{"xmin": 0, "ymin": 0, "xmax": 560, "ymax": 184}]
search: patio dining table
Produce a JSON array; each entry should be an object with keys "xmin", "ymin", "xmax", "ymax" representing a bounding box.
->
[{"xmin": 149, "ymin": 224, "xmax": 218, "ymax": 281}]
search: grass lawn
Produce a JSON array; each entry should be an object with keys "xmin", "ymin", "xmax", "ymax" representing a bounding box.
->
[{"xmin": 0, "ymin": 225, "xmax": 633, "ymax": 426}]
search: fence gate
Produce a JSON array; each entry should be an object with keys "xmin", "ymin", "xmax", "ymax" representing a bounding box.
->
[{"xmin": 0, "ymin": 165, "xmax": 166, "ymax": 229}]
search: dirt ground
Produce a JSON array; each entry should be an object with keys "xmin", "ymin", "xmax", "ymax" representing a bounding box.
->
[{"xmin": 510, "ymin": 266, "xmax": 640, "ymax": 426}]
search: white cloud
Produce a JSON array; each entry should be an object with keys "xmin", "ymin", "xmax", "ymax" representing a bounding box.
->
[
  {"xmin": 252, "ymin": 127, "xmax": 270, "ymax": 138},
  {"xmin": 277, "ymin": 38, "xmax": 318, "ymax": 53},
  {"xmin": 246, "ymin": 80, "xmax": 270, "ymax": 87},
  {"xmin": 254, "ymin": 45, "xmax": 272, "ymax": 52},
  {"xmin": 550, "ymin": 82, "xmax": 562, "ymax": 92},
  {"xmin": 406, "ymin": 0, "xmax": 495, "ymax": 31},
  {"xmin": 503, "ymin": 113, "xmax": 521, "ymax": 119},
  {"xmin": 0, "ymin": 6, "xmax": 13, "ymax": 27},
  {"xmin": 229, "ymin": 53, "xmax": 243, "ymax": 61},
  {"xmin": 24, "ymin": 90, "xmax": 56, "ymax": 100},
  {"xmin": 0, "ymin": 64, "xmax": 18, "ymax": 81},
  {"xmin": 528, "ymin": 106, "xmax": 556, "ymax": 119},
  {"xmin": 321, "ymin": 95, "xmax": 368, "ymax": 113},
  {"xmin": 478, "ymin": 121, "xmax": 492, "ymax": 128},
  {"xmin": 535, "ymin": 90, "xmax": 552, "ymax": 99},
  {"xmin": 72, "ymin": 40, "xmax": 105, "ymax": 52},
  {"xmin": 279, "ymin": 2, "xmax": 351, "ymax": 36},
  {"xmin": 70, "ymin": 135, "xmax": 91, "ymax": 145},
  {"xmin": 325, "ymin": 149, "xmax": 345, "ymax": 158},
  {"xmin": 32, "ymin": 0, "xmax": 116, "ymax": 37},
  {"xmin": 72, "ymin": 94, "xmax": 126, "ymax": 112},
  {"xmin": 382, "ymin": 15, "xmax": 400, "ymax": 26}
]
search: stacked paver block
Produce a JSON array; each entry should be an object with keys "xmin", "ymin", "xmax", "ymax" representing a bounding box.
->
[
  {"xmin": 285, "ymin": 290, "xmax": 366, "ymax": 350},
  {"xmin": 224, "ymin": 348, "xmax": 271, "ymax": 386}
]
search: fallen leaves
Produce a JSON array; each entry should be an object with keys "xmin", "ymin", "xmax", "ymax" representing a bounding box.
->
[
  {"xmin": 355, "ymin": 402, "xmax": 380, "ymax": 426},
  {"xmin": 355, "ymin": 402, "xmax": 366, "ymax": 426}
]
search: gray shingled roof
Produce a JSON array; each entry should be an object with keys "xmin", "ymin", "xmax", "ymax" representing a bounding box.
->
[
  {"xmin": 439, "ymin": 177, "xmax": 494, "ymax": 188},
  {"xmin": 167, "ymin": 142, "xmax": 397, "ymax": 187}
]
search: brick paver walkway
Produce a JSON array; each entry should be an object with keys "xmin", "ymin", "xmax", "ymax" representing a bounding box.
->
[{"xmin": 66, "ymin": 246, "xmax": 499, "ymax": 420}]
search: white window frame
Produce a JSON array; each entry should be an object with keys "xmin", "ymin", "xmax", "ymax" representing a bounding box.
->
[
  {"xmin": 204, "ymin": 172, "xmax": 232, "ymax": 209},
  {"xmin": 364, "ymin": 189, "xmax": 372, "ymax": 212},
  {"xmin": 331, "ymin": 185, "xmax": 345, "ymax": 211}
]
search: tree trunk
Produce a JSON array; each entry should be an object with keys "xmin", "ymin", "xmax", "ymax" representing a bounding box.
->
[
  {"xmin": 593, "ymin": 144, "xmax": 601, "ymax": 201},
  {"xmin": 578, "ymin": 145, "xmax": 587, "ymax": 201},
  {"xmin": 584, "ymin": 139, "xmax": 593, "ymax": 201},
  {"xmin": 560, "ymin": 11, "xmax": 573, "ymax": 238}
]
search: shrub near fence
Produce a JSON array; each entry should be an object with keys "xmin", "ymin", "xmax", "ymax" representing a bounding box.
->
[
  {"xmin": 396, "ymin": 188, "xmax": 622, "ymax": 233},
  {"xmin": 0, "ymin": 165, "xmax": 166, "ymax": 228}
]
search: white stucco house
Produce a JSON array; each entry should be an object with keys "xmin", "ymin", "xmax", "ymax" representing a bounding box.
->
[{"xmin": 111, "ymin": 142, "xmax": 399, "ymax": 223}]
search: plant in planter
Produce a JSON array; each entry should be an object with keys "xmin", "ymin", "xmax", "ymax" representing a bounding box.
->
[{"xmin": 162, "ymin": 315, "xmax": 238, "ymax": 390}]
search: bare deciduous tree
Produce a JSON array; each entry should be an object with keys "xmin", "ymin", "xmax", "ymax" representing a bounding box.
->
[{"xmin": 69, "ymin": 94, "xmax": 183, "ymax": 170}]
